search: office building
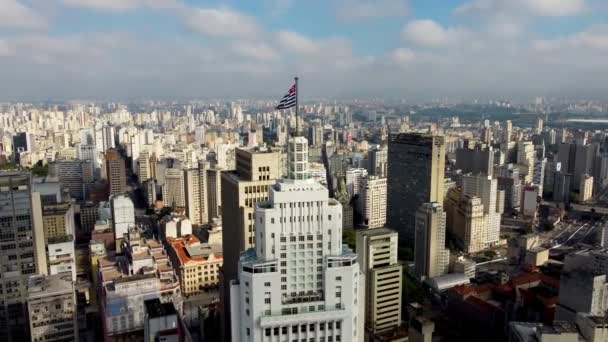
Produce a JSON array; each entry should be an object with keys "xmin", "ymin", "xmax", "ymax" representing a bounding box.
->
[
  {"xmin": 455, "ymin": 145, "xmax": 494, "ymax": 177},
  {"xmin": 0, "ymin": 172, "xmax": 47, "ymax": 341},
  {"xmin": 78, "ymin": 143, "xmax": 97, "ymax": 178},
  {"xmin": 229, "ymin": 135, "xmax": 364, "ymax": 342},
  {"xmin": 368, "ymin": 145, "xmax": 388, "ymax": 178},
  {"xmin": 461, "ymin": 174, "xmax": 502, "ymax": 246},
  {"xmin": 138, "ymin": 150, "xmax": 157, "ymax": 183},
  {"xmin": 497, "ymin": 164, "xmax": 522, "ymax": 211},
  {"xmin": 414, "ymin": 202, "xmax": 449, "ymax": 279},
  {"xmin": 388, "ymin": 133, "xmax": 445, "ymax": 246},
  {"xmin": 346, "ymin": 167, "xmax": 368, "ymax": 198},
  {"xmin": 220, "ymin": 147, "xmax": 280, "ymax": 341},
  {"xmin": 357, "ymin": 228, "xmax": 403, "ymax": 336},
  {"xmin": 579, "ymin": 174, "xmax": 594, "ymax": 203},
  {"xmin": 446, "ymin": 190, "xmax": 486, "ymax": 253},
  {"xmin": 557, "ymin": 271, "xmax": 608, "ymax": 322},
  {"xmin": 47, "ymin": 235, "xmax": 77, "ymax": 281},
  {"xmin": 361, "ymin": 176, "xmax": 387, "ymax": 229},
  {"xmin": 533, "ymin": 158, "xmax": 547, "ymax": 194},
  {"xmin": 517, "ymin": 141, "xmax": 535, "ymax": 183},
  {"xmin": 184, "ymin": 165, "xmax": 208, "ymax": 225},
  {"xmin": 42, "ymin": 203, "xmax": 75, "ymax": 241},
  {"xmin": 553, "ymin": 171, "xmax": 573, "ymax": 205},
  {"xmin": 309, "ymin": 123, "xmax": 324, "ymax": 146},
  {"xmin": 503, "ymin": 120, "xmax": 512, "ymax": 143},
  {"xmin": 163, "ymin": 168, "xmax": 186, "ymax": 209},
  {"xmin": 104, "ymin": 149, "xmax": 127, "ymax": 195},
  {"xmin": 27, "ymin": 274, "xmax": 77, "ymax": 342},
  {"xmin": 206, "ymin": 166, "xmax": 223, "ymax": 221},
  {"xmin": 49, "ymin": 160, "xmax": 88, "ymax": 201},
  {"xmin": 12, "ymin": 132, "xmax": 31, "ymax": 163},
  {"xmin": 336, "ymin": 176, "xmax": 354, "ymax": 229},
  {"xmin": 110, "ymin": 194, "xmax": 135, "ymax": 247}
]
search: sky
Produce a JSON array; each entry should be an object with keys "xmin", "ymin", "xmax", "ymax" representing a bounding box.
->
[{"xmin": 0, "ymin": 0, "xmax": 607, "ymax": 101}]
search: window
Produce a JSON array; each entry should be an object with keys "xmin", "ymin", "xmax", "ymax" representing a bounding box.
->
[
  {"xmin": 328, "ymin": 215, "xmax": 332, "ymax": 221},
  {"xmin": 246, "ymin": 328, "xmax": 250, "ymax": 336},
  {"xmin": 265, "ymin": 328, "xmax": 271, "ymax": 336},
  {"xmin": 336, "ymin": 276, "xmax": 342, "ymax": 281},
  {"xmin": 265, "ymin": 282, "xmax": 271, "ymax": 287}
]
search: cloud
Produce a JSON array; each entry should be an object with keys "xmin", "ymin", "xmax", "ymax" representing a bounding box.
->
[
  {"xmin": 62, "ymin": 0, "xmax": 140, "ymax": 11},
  {"xmin": 0, "ymin": 0, "xmax": 46, "ymax": 29},
  {"xmin": 276, "ymin": 31, "xmax": 320, "ymax": 55},
  {"xmin": 181, "ymin": 7, "xmax": 260, "ymax": 38},
  {"xmin": 0, "ymin": 39, "xmax": 15, "ymax": 56},
  {"xmin": 456, "ymin": 0, "xmax": 585, "ymax": 17},
  {"xmin": 534, "ymin": 26, "xmax": 608, "ymax": 51},
  {"xmin": 231, "ymin": 41, "xmax": 279, "ymax": 61},
  {"xmin": 334, "ymin": 0, "xmax": 409, "ymax": 21},
  {"xmin": 390, "ymin": 48, "xmax": 415, "ymax": 65},
  {"xmin": 265, "ymin": 0, "xmax": 295, "ymax": 16},
  {"xmin": 402, "ymin": 20, "xmax": 467, "ymax": 47}
]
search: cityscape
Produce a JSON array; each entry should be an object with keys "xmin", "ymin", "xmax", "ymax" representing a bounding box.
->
[{"xmin": 2, "ymin": 1, "xmax": 608, "ymax": 342}]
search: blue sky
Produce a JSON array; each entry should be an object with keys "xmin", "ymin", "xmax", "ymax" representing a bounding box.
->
[{"xmin": 0, "ymin": 0, "xmax": 607, "ymax": 100}]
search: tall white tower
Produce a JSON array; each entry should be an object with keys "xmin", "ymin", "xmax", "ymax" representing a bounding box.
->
[{"xmin": 230, "ymin": 135, "xmax": 365, "ymax": 342}]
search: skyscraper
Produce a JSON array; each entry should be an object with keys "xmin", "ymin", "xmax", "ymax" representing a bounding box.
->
[
  {"xmin": 414, "ymin": 202, "xmax": 449, "ymax": 279},
  {"xmin": 0, "ymin": 172, "xmax": 47, "ymax": 341},
  {"xmin": 184, "ymin": 165, "xmax": 208, "ymax": 225},
  {"xmin": 220, "ymin": 147, "xmax": 280, "ymax": 341},
  {"xmin": 461, "ymin": 174, "xmax": 502, "ymax": 246},
  {"xmin": 357, "ymin": 228, "xmax": 402, "ymax": 336},
  {"xmin": 361, "ymin": 176, "xmax": 387, "ymax": 229},
  {"xmin": 455, "ymin": 145, "xmax": 494, "ymax": 177},
  {"xmin": 387, "ymin": 133, "xmax": 445, "ymax": 246},
  {"xmin": 104, "ymin": 149, "xmax": 127, "ymax": 195},
  {"xmin": 368, "ymin": 145, "xmax": 388, "ymax": 178},
  {"xmin": 229, "ymin": 135, "xmax": 364, "ymax": 342}
]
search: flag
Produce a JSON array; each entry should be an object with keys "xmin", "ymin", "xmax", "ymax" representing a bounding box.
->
[{"xmin": 275, "ymin": 83, "xmax": 297, "ymax": 109}]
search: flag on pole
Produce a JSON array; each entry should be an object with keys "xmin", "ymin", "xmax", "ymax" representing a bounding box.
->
[{"xmin": 275, "ymin": 83, "xmax": 297, "ymax": 109}]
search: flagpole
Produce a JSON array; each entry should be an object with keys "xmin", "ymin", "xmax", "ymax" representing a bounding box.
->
[{"xmin": 294, "ymin": 76, "xmax": 299, "ymax": 136}]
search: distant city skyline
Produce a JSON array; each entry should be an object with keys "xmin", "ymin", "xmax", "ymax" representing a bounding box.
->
[{"xmin": 0, "ymin": 0, "xmax": 607, "ymax": 100}]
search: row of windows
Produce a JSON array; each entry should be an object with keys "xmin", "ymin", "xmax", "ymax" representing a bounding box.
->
[{"xmin": 260, "ymin": 322, "xmax": 342, "ymax": 337}]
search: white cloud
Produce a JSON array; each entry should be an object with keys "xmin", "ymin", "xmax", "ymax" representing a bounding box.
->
[
  {"xmin": 182, "ymin": 7, "xmax": 260, "ymax": 38},
  {"xmin": 276, "ymin": 31, "xmax": 320, "ymax": 55},
  {"xmin": 390, "ymin": 48, "xmax": 415, "ymax": 65},
  {"xmin": 62, "ymin": 0, "xmax": 139, "ymax": 10},
  {"xmin": 0, "ymin": 0, "xmax": 46, "ymax": 29},
  {"xmin": 61, "ymin": 0, "xmax": 179, "ymax": 11},
  {"xmin": 0, "ymin": 39, "xmax": 15, "ymax": 56},
  {"xmin": 456, "ymin": 0, "xmax": 584, "ymax": 17},
  {"xmin": 526, "ymin": 0, "xmax": 584, "ymax": 16},
  {"xmin": 402, "ymin": 20, "xmax": 467, "ymax": 47},
  {"xmin": 534, "ymin": 27, "xmax": 608, "ymax": 51},
  {"xmin": 231, "ymin": 41, "xmax": 279, "ymax": 61},
  {"xmin": 334, "ymin": 0, "xmax": 409, "ymax": 21}
]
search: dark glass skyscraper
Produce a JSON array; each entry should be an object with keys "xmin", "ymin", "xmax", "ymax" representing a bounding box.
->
[{"xmin": 387, "ymin": 133, "xmax": 445, "ymax": 247}]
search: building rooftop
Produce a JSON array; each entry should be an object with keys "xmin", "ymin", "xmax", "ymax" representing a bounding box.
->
[
  {"xmin": 28, "ymin": 274, "xmax": 73, "ymax": 300},
  {"xmin": 144, "ymin": 298, "xmax": 177, "ymax": 319},
  {"xmin": 169, "ymin": 235, "xmax": 222, "ymax": 266},
  {"xmin": 48, "ymin": 234, "xmax": 74, "ymax": 244}
]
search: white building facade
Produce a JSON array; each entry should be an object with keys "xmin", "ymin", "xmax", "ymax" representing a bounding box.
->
[{"xmin": 230, "ymin": 135, "xmax": 364, "ymax": 342}]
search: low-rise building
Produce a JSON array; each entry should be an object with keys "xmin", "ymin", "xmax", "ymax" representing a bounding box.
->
[
  {"xmin": 98, "ymin": 227, "xmax": 182, "ymax": 340},
  {"xmin": 167, "ymin": 235, "xmax": 223, "ymax": 297}
]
